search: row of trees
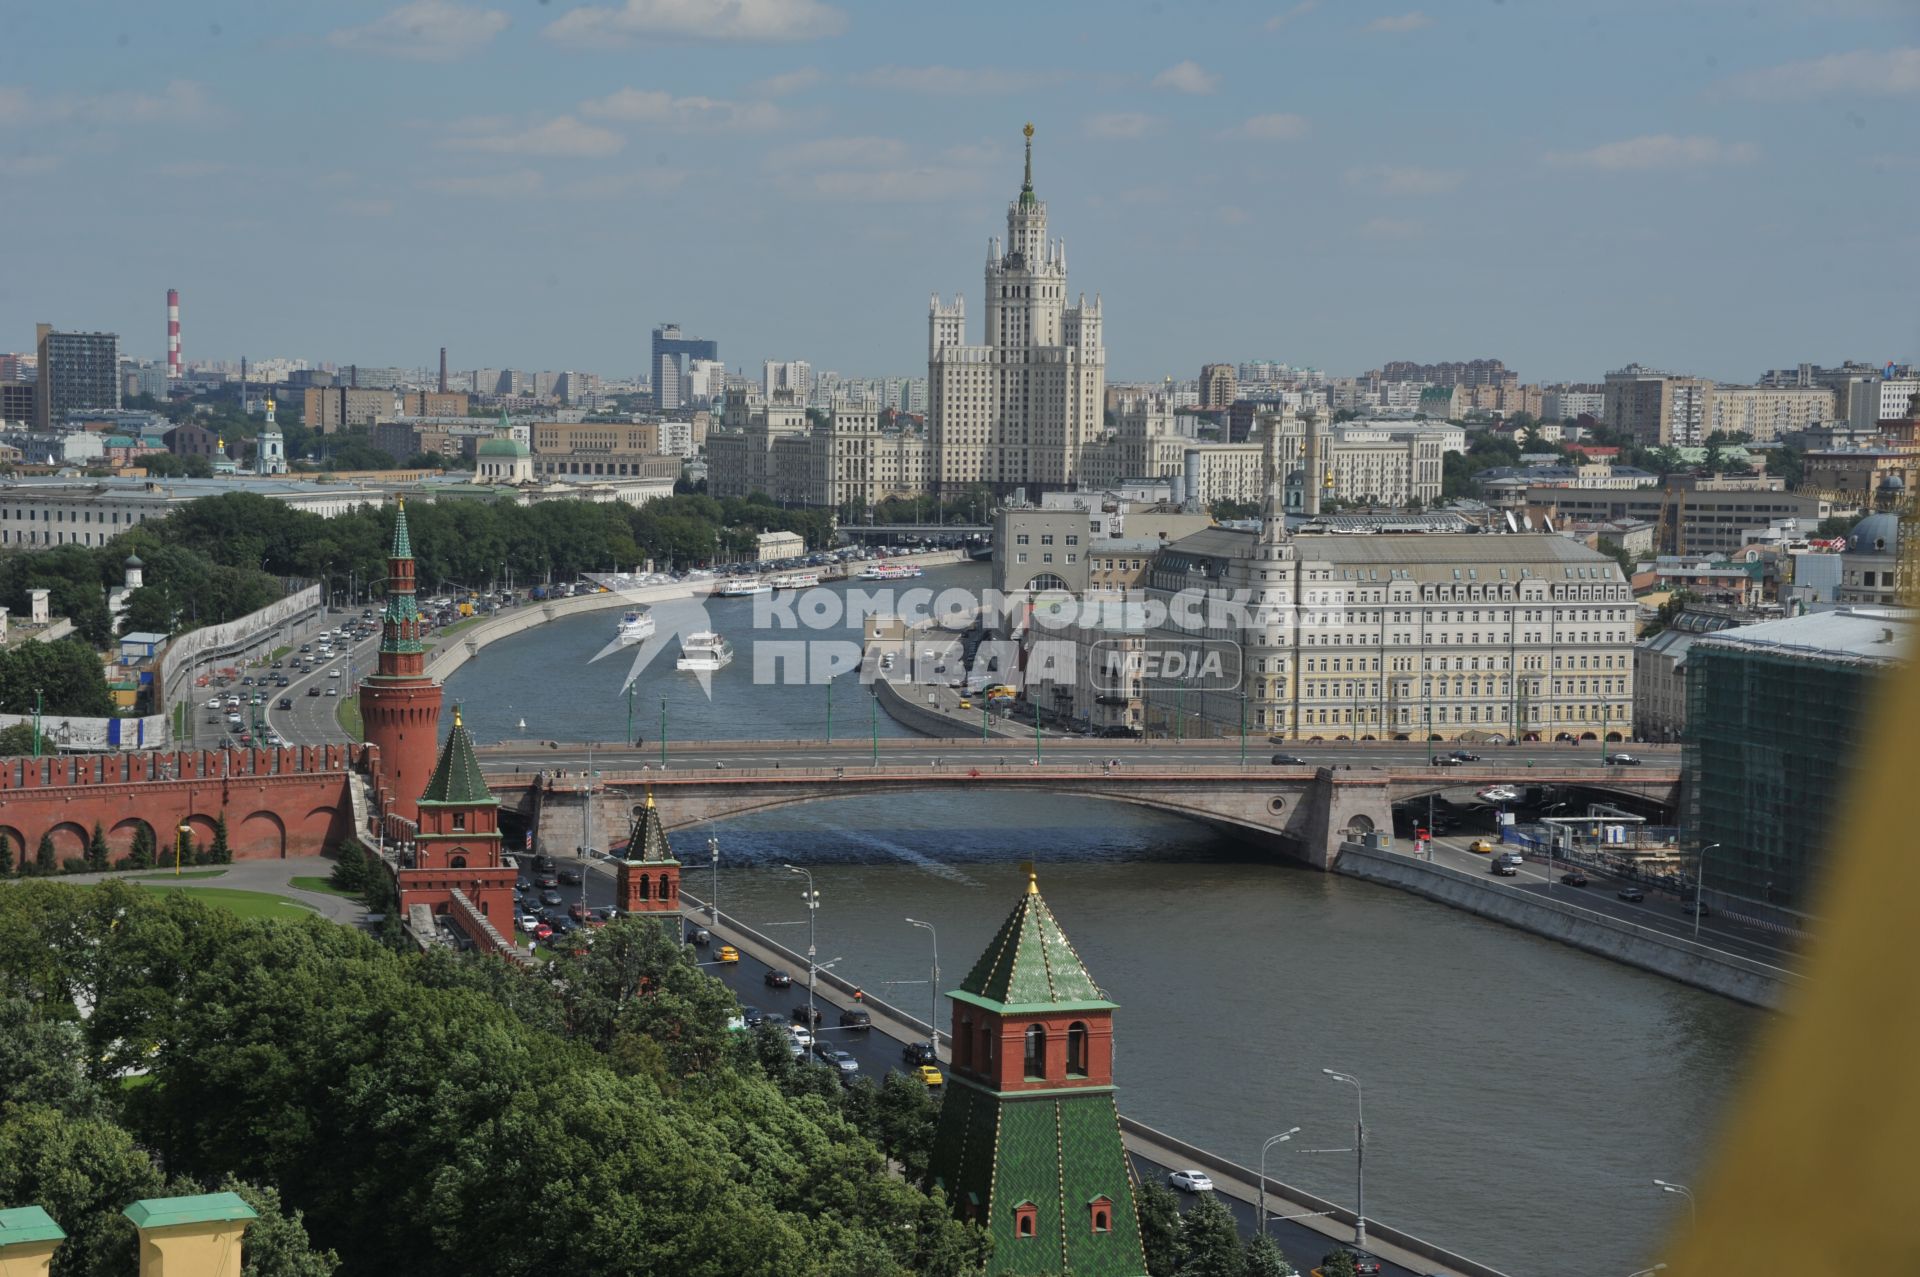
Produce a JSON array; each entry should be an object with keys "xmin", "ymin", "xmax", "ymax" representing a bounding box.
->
[
  {"xmin": 0, "ymin": 815, "xmax": 231, "ymax": 877},
  {"xmin": 1, "ymin": 882, "xmax": 991, "ymax": 1276}
]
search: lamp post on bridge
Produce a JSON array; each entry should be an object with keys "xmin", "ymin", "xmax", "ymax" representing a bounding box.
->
[
  {"xmin": 708, "ymin": 835, "xmax": 720, "ymax": 923},
  {"xmin": 1258, "ymin": 1127, "xmax": 1300, "ymax": 1237},
  {"xmin": 1323, "ymin": 1068, "xmax": 1367, "ymax": 1250},
  {"xmin": 785, "ymin": 864, "xmax": 821, "ymax": 1034},
  {"xmin": 905, "ymin": 917, "xmax": 940, "ymax": 1060},
  {"xmin": 1652, "ymin": 1179, "xmax": 1696, "ymax": 1230},
  {"xmin": 659, "ymin": 696, "xmax": 667, "ymax": 767},
  {"xmin": 1692, "ymin": 845, "xmax": 1720, "ymax": 941}
]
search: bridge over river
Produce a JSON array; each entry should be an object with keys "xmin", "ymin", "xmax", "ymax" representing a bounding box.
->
[{"xmin": 469, "ymin": 738, "xmax": 1681, "ymax": 868}]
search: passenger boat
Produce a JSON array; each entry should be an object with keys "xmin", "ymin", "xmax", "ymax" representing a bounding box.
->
[
  {"xmin": 768, "ymin": 572, "xmax": 821, "ymax": 590},
  {"xmin": 613, "ymin": 609, "xmax": 655, "ymax": 646},
  {"xmin": 861, "ymin": 562, "xmax": 923, "ymax": 581},
  {"xmin": 718, "ymin": 580, "xmax": 772, "ymax": 597},
  {"xmin": 676, "ymin": 632, "xmax": 735, "ymax": 672}
]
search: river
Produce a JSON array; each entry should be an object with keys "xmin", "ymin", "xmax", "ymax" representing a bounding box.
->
[{"xmin": 446, "ymin": 562, "xmax": 1761, "ymax": 1277}]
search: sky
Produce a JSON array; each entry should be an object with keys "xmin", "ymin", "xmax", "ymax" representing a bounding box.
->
[{"xmin": 3, "ymin": 0, "xmax": 1917, "ymax": 386}]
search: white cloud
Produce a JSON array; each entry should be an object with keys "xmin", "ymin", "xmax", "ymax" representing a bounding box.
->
[
  {"xmin": 1545, "ymin": 133, "xmax": 1758, "ymax": 171},
  {"xmin": 765, "ymin": 135, "xmax": 910, "ymax": 169},
  {"xmin": 752, "ymin": 67, "xmax": 822, "ymax": 96},
  {"xmin": 1151, "ymin": 60, "xmax": 1219, "ymax": 94},
  {"xmin": 1719, "ymin": 46, "xmax": 1920, "ymax": 100},
  {"xmin": 418, "ymin": 169, "xmax": 546, "ymax": 197},
  {"xmin": 327, "ymin": 1, "xmax": 508, "ymax": 61},
  {"xmin": 1266, "ymin": 1, "xmax": 1319, "ymax": 32},
  {"xmin": 579, "ymin": 87, "xmax": 783, "ymax": 130},
  {"xmin": 1364, "ymin": 11, "xmax": 1433, "ymax": 34},
  {"xmin": 444, "ymin": 115, "xmax": 625, "ymax": 157},
  {"xmin": 1358, "ymin": 216, "xmax": 1422, "ymax": 239},
  {"xmin": 1084, "ymin": 112, "xmax": 1160, "ymax": 140},
  {"xmin": 850, "ymin": 65, "xmax": 1065, "ymax": 95},
  {"xmin": 0, "ymin": 80, "xmax": 215, "ymax": 128},
  {"xmin": 1344, "ymin": 163, "xmax": 1461, "ymax": 195},
  {"xmin": 1236, "ymin": 113, "xmax": 1310, "ymax": 140},
  {"xmin": 545, "ymin": 0, "xmax": 845, "ymax": 46}
]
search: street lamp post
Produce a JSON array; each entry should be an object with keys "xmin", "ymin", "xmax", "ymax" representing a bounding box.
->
[
  {"xmin": 708, "ymin": 835, "xmax": 720, "ymax": 923},
  {"xmin": 1257, "ymin": 1127, "xmax": 1300, "ymax": 1237},
  {"xmin": 1693, "ymin": 844, "xmax": 1721, "ymax": 941},
  {"xmin": 1239, "ymin": 692, "xmax": 1248, "ymax": 767},
  {"xmin": 659, "ymin": 696, "xmax": 667, "ymax": 767},
  {"xmin": 826, "ymin": 677, "xmax": 833, "ymax": 744},
  {"xmin": 905, "ymin": 917, "xmax": 940, "ymax": 1058},
  {"xmin": 786, "ymin": 864, "xmax": 821, "ymax": 1033},
  {"xmin": 175, "ymin": 823, "xmax": 190, "ymax": 877},
  {"xmin": 870, "ymin": 689, "xmax": 879, "ymax": 766},
  {"xmin": 1323, "ymin": 1069, "xmax": 1367, "ymax": 1250},
  {"xmin": 1653, "ymin": 1179, "xmax": 1696, "ymax": 1230}
]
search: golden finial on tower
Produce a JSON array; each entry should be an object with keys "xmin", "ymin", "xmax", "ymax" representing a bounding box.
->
[
  {"xmin": 1020, "ymin": 859, "xmax": 1038, "ymax": 893},
  {"xmin": 645, "ymin": 788, "xmax": 655, "ymax": 809},
  {"xmin": 452, "ymin": 704, "xmax": 462, "ymax": 729},
  {"xmin": 1023, "ymin": 122, "xmax": 1034, "ymax": 139}
]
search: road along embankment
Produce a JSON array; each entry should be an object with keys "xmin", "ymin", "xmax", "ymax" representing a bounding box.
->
[
  {"xmin": 1334, "ymin": 842, "xmax": 1801, "ymax": 1010},
  {"xmin": 662, "ymin": 885, "xmax": 1502, "ymax": 1277}
]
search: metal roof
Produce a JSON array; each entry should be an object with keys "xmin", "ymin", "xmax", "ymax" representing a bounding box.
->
[{"xmin": 1694, "ymin": 606, "xmax": 1913, "ymax": 666}]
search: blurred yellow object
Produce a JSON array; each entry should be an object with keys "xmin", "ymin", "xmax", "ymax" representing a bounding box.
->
[{"xmin": 1670, "ymin": 626, "xmax": 1916, "ymax": 1271}]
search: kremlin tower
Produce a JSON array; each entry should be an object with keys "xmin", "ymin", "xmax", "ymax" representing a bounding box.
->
[
  {"xmin": 927, "ymin": 871, "xmax": 1148, "ymax": 1275},
  {"xmin": 361, "ymin": 500, "xmax": 443, "ymax": 822},
  {"xmin": 395, "ymin": 704, "xmax": 517, "ymax": 939}
]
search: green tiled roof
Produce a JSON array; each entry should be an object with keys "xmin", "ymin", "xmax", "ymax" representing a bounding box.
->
[
  {"xmin": 390, "ymin": 499, "xmax": 413, "ymax": 560},
  {"xmin": 0, "ymin": 1206, "xmax": 65, "ymax": 1246},
  {"xmin": 121, "ymin": 1192, "xmax": 257, "ymax": 1230},
  {"xmin": 418, "ymin": 707, "xmax": 496, "ymax": 808},
  {"xmin": 957, "ymin": 874, "xmax": 1110, "ymax": 1010},
  {"xmin": 617, "ymin": 797, "xmax": 676, "ymax": 863}
]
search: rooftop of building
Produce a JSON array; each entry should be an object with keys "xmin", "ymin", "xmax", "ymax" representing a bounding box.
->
[
  {"xmin": 955, "ymin": 872, "xmax": 1113, "ymax": 1013},
  {"xmin": 1162, "ymin": 524, "xmax": 1622, "ymax": 574},
  {"xmin": 1693, "ymin": 606, "xmax": 1913, "ymax": 666},
  {"xmin": 0, "ymin": 475, "xmax": 381, "ymax": 500}
]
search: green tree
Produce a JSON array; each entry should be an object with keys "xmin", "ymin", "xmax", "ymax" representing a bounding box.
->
[
  {"xmin": 221, "ymin": 1178, "xmax": 340, "ymax": 1277},
  {"xmin": 1136, "ymin": 1180, "xmax": 1183, "ymax": 1277},
  {"xmin": 1320, "ymin": 1248, "xmax": 1360, "ymax": 1277},
  {"xmin": 209, "ymin": 813, "xmax": 232, "ymax": 865},
  {"xmin": 0, "ymin": 832, "xmax": 12, "ymax": 876},
  {"xmin": 0, "ymin": 1105, "xmax": 163, "ymax": 1277},
  {"xmin": 0, "ymin": 722, "xmax": 44, "ymax": 756},
  {"xmin": 35, "ymin": 832, "xmax": 56, "ymax": 876},
  {"xmin": 328, "ymin": 840, "xmax": 366, "ymax": 892},
  {"xmin": 87, "ymin": 822, "xmax": 110, "ymax": 872},
  {"xmin": 1242, "ymin": 1234, "xmax": 1295, "ymax": 1276},
  {"xmin": 1176, "ymin": 1191, "xmax": 1246, "ymax": 1277},
  {"xmin": 178, "ymin": 831, "xmax": 199, "ymax": 868},
  {"xmin": 0, "ymin": 997, "xmax": 105, "ymax": 1117},
  {"xmin": 128, "ymin": 824, "xmax": 155, "ymax": 870},
  {"xmin": 0, "ymin": 639, "xmax": 117, "ymax": 717}
]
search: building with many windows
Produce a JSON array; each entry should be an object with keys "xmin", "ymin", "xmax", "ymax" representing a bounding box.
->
[
  {"xmin": 33, "ymin": 325, "xmax": 119, "ymax": 430},
  {"xmin": 1131, "ymin": 431, "xmax": 1636, "ymax": 741},
  {"xmin": 704, "ymin": 390, "xmax": 930, "ymax": 511},
  {"xmin": 928, "ymin": 126, "xmax": 1105, "ymax": 495},
  {"xmin": 0, "ymin": 477, "xmax": 383, "ymax": 547}
]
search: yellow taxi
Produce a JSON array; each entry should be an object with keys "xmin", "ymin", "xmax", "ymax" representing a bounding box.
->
[
  {"xmin": 1468, "ymin": 839, "xmax": 1495, "ymax": 854},
  {"xmin": 716, "ymin": 945, "xmax": 740, "ymax": 963},
  {"xmin": 957, "ymin": 698, "xmax": 972, "ymax": 709},
  {"xmin": 914, "ymin": 1064, "xmax": 945, "ymax": 1088}
]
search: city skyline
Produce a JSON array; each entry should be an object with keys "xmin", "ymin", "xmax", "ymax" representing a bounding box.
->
[{"xmin": 4, "ymin": 1, "xmax": 1916, "ymax": 382}]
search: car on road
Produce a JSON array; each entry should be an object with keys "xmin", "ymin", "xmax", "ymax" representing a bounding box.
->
[
  {"xmin": 1334, "ymin": 1252, "xmax": 1383, "ymax": 1276},
  {"xmin": 557, "ymin": 868, "xmax": 582, "ymax": 886},
  {"xmin": 1449, "ymin": 750, "xmax": 1482, "ymax": 762},
  {"xmin": 1167, "ymin": 1170, "xmax": 1214, "ymax": 1193},
  {"xmin": 790, "ymin": 1005, "xmax": 823, "ymax": 1027},
  {"xmin": 1468, "ymin": 839, "xmax": 1494, "ymax": 854},
  {"xmin": 536, "ymin": 874, "xmax": 559, "ymax": 889},
  {"xmin": 517, "ymin": 914, "xmax": 537, "ymax": 932},
  {"xmin": 716, "ymin": 945, "xmax": 740, "ymax": 963},
  {"xmin": 1560, "ymin": 871, "xmax": 1589, "ymax": 887},
  {"xmin": 1610, "ymin": 753, "xmax": 1643, "ymax": 766},
  {"xmin": 902, "ymin": 1041, "xmax": 939, "ymax": 1067},
  {"xmin": 688, "ymin": 927, "xmax": 711, "ymax": 946},
  {"xmin": 277, "ymin": 698, "xmax": 293, "ymax": 710},
  {"xmin": 838, "ymin": 1007, "xmax": 871, "ymax": 1031},
  {"xmin": 307, "ymin": 686, "xmax": 321, "ymax": 697},
  {"xmin": 540, "ymin": 891, "xmax": 562, "ymax": 907},
  {"xmin": 1681, "ymin": 900, "xmax": 1712, "ymax": 918},
  {"xmin": 787, "ymin": 1024, "xmax": 813, "ymax": 1048},
  {"xmin": 325, "ymin": 687, "xmax": 338, "ymax": 696},
  {"xmin": 764, "ymin": 968, "xmax": 793, "ymax": 988},
  {"xmin": 1431, "ymin": 755, "xmax": 1462, "ymax": 766},
  {"xmin": 1489, "ymin": 856, "xmax": 1518, "ymax": 876},
  {"xmin": 1617, "ymin": 886, "xmax": 1646, "ymax": 903},
  {"xmin": 741, "ymin": 1006, "xmax": 765, "ymax": 1028},
  {"xmin": 533, "ymin": 923, "xmax": 553, "ymax": 941},
  {"xmin": 914, "ymin": 1064, "xmax": 945, "ymax": 1088},
  {"xmin": 1270, "ymin": 753, "xmax": 1306, "ymax": 765},
  {"xmin": 818, "ymin": 1049, "xmax": 859, "ymax": 1080}
]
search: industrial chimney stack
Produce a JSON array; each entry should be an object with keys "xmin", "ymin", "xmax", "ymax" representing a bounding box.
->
[
  {"xmin": 438, "ymin": 346, "xmax": 448, "ymax": 394},
  {"xmin": 166, "ymin": 288, "xmax": 181, "ymax": 382}
]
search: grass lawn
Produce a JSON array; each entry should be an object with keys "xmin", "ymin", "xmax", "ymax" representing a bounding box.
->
[
  {"xmin": 335, "ymin": 694, "xmax": 364, "ymax": 741},
  {"xmin": 131, "ymin": 869, "xmax": 227, "ymax": 881},
  {"xmin": 430, "ymin": 614, "xmax": 485, "ymax": 642},
  {"xmin": 288, "ymin": 875, "xmax": 356, "ymax": 898},
  {"xmin": 132, "ymin": 884, "xmax": 320, "ymax": 920}
]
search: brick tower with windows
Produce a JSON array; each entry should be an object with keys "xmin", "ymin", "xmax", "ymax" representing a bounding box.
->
[
  {"xmin": 927, "ymin": 871, "xmax": 1147, "ymax": 1276},
  {"xmin": 613, "ymin": 793, "xmax": 681, "ymax": 921},
  {"xmin": 360, "ymin": 499, "xmax": 442, "ymax": 822},
  {"xmin": 394, "ymin": 705, "xmax": 516, "ymax": 943}
]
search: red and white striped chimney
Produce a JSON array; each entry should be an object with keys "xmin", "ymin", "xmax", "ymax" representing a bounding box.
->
[{"xmin": 166, "ymin": 288, "xmax": 181, "ymax": 381}]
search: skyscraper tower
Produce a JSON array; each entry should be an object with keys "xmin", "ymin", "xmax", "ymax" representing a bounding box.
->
[
  {"xmin": 167, "ymin": 289, "xmax": 181, "ymax": 382},
  {"xmin": 360, "ymin": 500, "xmax": 443, "ymax": 822},
  {"xmin": 926, "ymin": 871, "xmax": 1148, "ymax": 1275}
]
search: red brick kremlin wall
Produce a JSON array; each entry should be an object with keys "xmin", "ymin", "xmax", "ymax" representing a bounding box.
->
[{"xmin": 0, "ymin": 746, "xmax": 357, "ymax": 862}]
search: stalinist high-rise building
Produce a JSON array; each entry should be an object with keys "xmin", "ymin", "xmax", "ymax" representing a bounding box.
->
[{"xmin": 928, "ymin": 124, "xmax": 1105, "ymax": 496}]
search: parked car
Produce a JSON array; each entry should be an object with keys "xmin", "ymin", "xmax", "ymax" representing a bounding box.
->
[
  {"xmin": 1560, "ymin": 871, "xmax": 1590, "ymax": 887},
  {"xmin": 1617, "ymin": 886, "xmax": 1647, "ymax": 903},
  {"xmin": 764, "ymin": 968, "xmax": 793, "ymax": 988},
  {"xmin": 838, "ymin": 1007, "xmax": 871, "ymax": 1031},
  {"xmin": 1167, "ymin": 1170, "xmax": 1214, "ymax": 1193}
]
